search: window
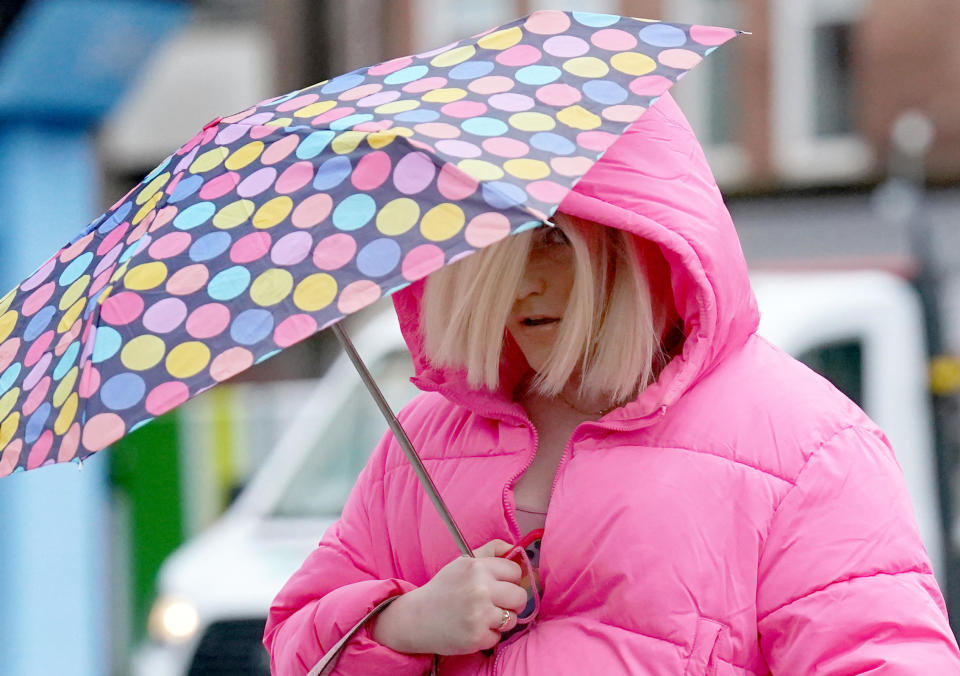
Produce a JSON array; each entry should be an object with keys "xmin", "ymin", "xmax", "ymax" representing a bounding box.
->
[
  {"xmin": 411, "ymin": 0, "xmax": 517, "ymax": 52},
  {"xmin": 797, "ymin": 340, "xmax": 864, "ymax": 407}
]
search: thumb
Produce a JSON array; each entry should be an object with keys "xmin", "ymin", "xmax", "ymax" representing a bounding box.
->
[{"xmin": 473, "ymin": 539, "xmax": 514, "ymax": 559}]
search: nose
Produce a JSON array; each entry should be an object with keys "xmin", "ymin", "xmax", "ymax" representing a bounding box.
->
[{"xmin": 515, "ymin": 265, "xmax": 545, "ymax": 300}]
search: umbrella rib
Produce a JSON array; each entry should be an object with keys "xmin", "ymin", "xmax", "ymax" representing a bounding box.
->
[{"xmin": 331, "ymin": 323, "xmax": 474, "ymax": 557}]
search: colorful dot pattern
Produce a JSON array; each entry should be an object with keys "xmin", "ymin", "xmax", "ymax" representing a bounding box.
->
[{"xmin": 0, "ymin": 12, "xmax": 738, "ymax": 475}]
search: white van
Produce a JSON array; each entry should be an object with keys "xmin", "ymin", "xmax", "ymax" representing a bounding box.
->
[{"xmin": 132, "ymin": 269, "xmax": 945, "ymax": 675}]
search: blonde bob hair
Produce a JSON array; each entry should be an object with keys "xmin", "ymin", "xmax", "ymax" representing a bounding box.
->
[{"xmin": 421, "ymin": 212, "xmax": 670, "ymax": 404}]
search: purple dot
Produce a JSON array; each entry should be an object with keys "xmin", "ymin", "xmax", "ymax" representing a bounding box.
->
[{"xmin": 393, "ymin": 152, "xmax": 437, "ymax": 195}]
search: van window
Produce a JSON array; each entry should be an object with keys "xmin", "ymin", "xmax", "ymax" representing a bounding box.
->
[{"xmin": 796, "ymin": 340, "xmax": 863, "ymax": 407}]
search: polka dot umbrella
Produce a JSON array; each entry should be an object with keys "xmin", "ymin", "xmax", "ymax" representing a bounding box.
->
[{"xmin": 0, "ymin": 11, "xmax": 741, "ymax": 533}]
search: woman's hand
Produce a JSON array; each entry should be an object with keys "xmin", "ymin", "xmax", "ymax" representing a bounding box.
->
[{"xmin": 371, "ymin": 539, "xmax": 528, "ymax": 655}]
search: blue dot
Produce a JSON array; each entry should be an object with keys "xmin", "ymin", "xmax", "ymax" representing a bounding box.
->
[
  {"xmin": 313, "ymin": 156, "xmax": 353, "ymax": 191},
  {"xmin": 174, "ymin": 202, "xmax": 216, "ymax": 231},
  {"xmin": 383, "ymin": 65, "xmax": 429, "ymax": 85},
  {"xmin": 59, "ymin": 252, "xmax": 94, "ymax": 286},
  {"xmin": 572, "ymin": 12, "xmax": 620, "ymax": 27},
  {"xmin": 189, "ymin": 231, "xmax": 232, "ymax": 262},
  {"xmin": 583, "ymin": 79, "xmax": 628, "ymax": 105},
  {"xmin": 321, "ymin": 72, "xmax": 366, "ymax": 94},
  {"xmin": 329, "ymin": 114, "xmax": 375, "ymax": 131},
  {"xmin": 516, "ymin": 65, "xmax": 561, "ymax": 86},
  {"xmin": 448, "ymin": 60, "xmax": 495, "ymax": 80},
  {"xmin": 530, "ymin": 132, "xmax": 576, "ymax": 155},
  {"xmin": 297, "ymin": 132, "xmax": 333, "ymax": 161},
  {"xmin": 333, "ymin": 194, "xmax": 377, "ymax": 231},
  {"xmin": 118, "ymin": 237, "xmax": 149, "ymax": 264},
  {"xmin": 208, "ymin": 266, "xmax": 252, "ymax": 301},
  {"xmin": 255, "ymin": 348, "xmax": 282, "ymax": 364},
  {"xmin": 168, "ymin": 175, "xmax": 204, "ymax": 203},
  {"xmin": 394, "ymin": 109, "xmax": 441, "ymax": 123},
  {"xmin": 24, "ymin": 306, "xmax": 55, "ymax": 341},
  {"xmin": 356, "ymin": 238, "xmax": 402, "ymax": 278},
  {"xmin": 100, "ymin": 373, "xmax": 146, "ymax": 411},
  {"xmin": 482, "ymin": 182, "xmax": 528, "ymax": 210},
  {"xmin": 639, "ymin": 24, "xmax": 687, "ymax": 48},
  {"xmin": 230, "ymin": 309, "xmax": 274, "ymax": 345},
  {"xmin": 91, "ymin": 326, "xmax": 123, "ymax": 364},
  {"xmin": 25, "ymin": 403, "xmax": 52, "ymax": 443},
  {"xmin": 0, "ymin": 363, "xmax": 21, "ymax": 396},
  {"xmin": 265, "ymin": 90, "xmax": 302, "ymax": 107},
  {"xmin": 142, "ymin": 156, "xmax": 171, "ymax": 183},
  {"xmin": 461, "ymin": 117, "xmax": 509, "ymax": 137},
  {"xmin": 98, "ymin": 201, "xmax": 132, "ymax": 235},
  {"xmin": 53, "ymin": 341, "xmax": 80, "ymax": 380}
]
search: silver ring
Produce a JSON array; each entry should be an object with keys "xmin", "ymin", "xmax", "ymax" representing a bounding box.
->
[{"xmin": 498, "ymin": 608, "xmax": 511, "ymax": 631}]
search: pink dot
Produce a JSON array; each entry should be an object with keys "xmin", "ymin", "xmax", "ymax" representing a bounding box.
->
[
  {"xmin": 543, "ymin": 35, "xmax": 589, "ymax": 58},
  {"xmin": 629, "ymin": 75, "xmax": 674, "ymax": 97},
  {"xmin": 527, "ymin": 180, "xmax": 570, "ymax": 204},
  {"xmin": 291, "ymin": 193, "xmax": 333, "ymax": 228},
  {"xmin": 54, "ymin": 332, "xmax": 78, "ymax": 357},
  {"xmin": 437, "ymin": 163, "xmax": 479, "ymax": 200},
  {"xmin": 591, "ymin": 28, "xmax": 638, "ymax": 51},
  {"xmin": 402, "ymin": 244, "xmax": 445, "ymax": 282},
  {"xmin": 0, "ymin": 338, "xmax": 22, "ymax": 373},
  {"xmin": 20, "ymin": 257, "xmax": 56, "ymax": 293},
  {"xmin": 186, "ymin": 302, "xmax": 231, "ymax": 339},
  {"xmin": 352, "ymin": 151, "xmax": 393, "ymax": 191},
  {"xmin": 601, "ymin": 104, "xmax": 646, "ymax": 123},
  {"xmin": 368, "ymin": 55, "xmax": 413, "ymax": 76},
  {"xmin": 27, "ymin": 430, "xmax": 54, "ymax": 470},
  {"xmin": 97, "ymin": 222, "xmax": 131, "ymax": 256},
  {"xmin": 0, "ymin": 439, "xmax": 23, "ymax": 476},
  {"xmin": 143, "ymin": 297, "xmax": 188, "ymax": 334},
  {"xmin": 465, "ymin": 212, "xmax": 511, "ymax": 248},
  {"xmin": 434, "ymin": 139, "xmax": 481, "ymax": 159},
  {"xmin": 467, "ymin": 75, "xmax": 515, "ymax": 95},
  {"xmin": 164, "ymin": 173, "xmax": 183, "ymax": 198},
  {"xmin": 93, "ymin": 244, "xmax": 122, "ymax": 278},
  {"xmin": 275, "ymin": 161, "xmax": 316, "ymax": 195},
  {"xmin": 276, "ymin": 93, "xmax": 320, "ymax": 113},
  {"xmin": 482, "ymin": 137, "xmax": 530, "ymax": 159},
  {"xmin": 148, "ymin": 231, "xmax": 192, "ymax": 260},
  {"xmin": 24, "ymin": 333, "xmax": 53, "ymax": 369},
  {"xmin": 145, "ymin": 381, "xmax": 190, "ymax": 416},
  {"xmin": 690, "ymin": 25, "xmax": 738, "ymax": 46},
  {"xmin": 312, "ymin": 107, "xmax": 355, "ymax": 126},
  {"xmin": 496, "ymin": 44, "xmax": 542, "ymax": 67},
  {"xmin": 22, "ymin": 282, "xmax": 55, "ymax": 317},
  {"xmin": 357, "ymin": 91, "xmax": 400, "ymax": 108},
  {"xmin": 337, "ymin": 280, "xmax": 381, "ymax": 314},
  {"xmin": 210, "ymin": 346, "xmax": 254, "ymax": 382},
  {"xmin": 577, "ymin": 131, "xmax": 618, "ymax": 153},
  {"xmin": 550, "ymin": 155, "xmax": 595, "ymax": 177},
  {"xmin": 524, "ymin": 10, "xmax": 571, "ymax": 35},
  {"xmin": 100, "ymin": 291, "xmax": 144, "ymax": 326},
  {"xmin": 413, "ymin": 122, "xmax": 461, "ymax": 140},
  {"xmin": 23, "ymin": 376, "xmax": 51, "ymax": 416},
  {"xmin": 313, "ymin": 233, "xmax": 357, "ymax": 270},
  {"xmin": 24, "ymin": 350, "xmax": 52, "ymax": 387},
  {"xmin": 199, "ymin": 172, "xmax": 242, "ymax": 200},
  {"xmin": 272, "ymin": 231, "xmax": 313, "ymax": 266},
  {"xmin": 403, "ymin": 76, "xmax": 447, "ymax": 94},
  {"xmin": 440, "ymin": 101, "xmax": 487, "ymax": 118},
  {"xmin": 89, "ymin": 268, "xmax": 114, "ymax": 298},
  {"xmin": 535, "ymin": 83, "xmax": 582, "ymax": 107},
  {"xmin": 353, "ymin": 120, "xmax": 393, "ymax": 133},
  {"xmin": 340, "ymin": 83, "xmax": 383, "ymax": 102},
  {"xmin": 250, "ymin": 124, "xmax": 276, "ymax": 140},
  {"xmin": 81, "ymin": 412, "xmax": 127, "ymax": 451},
  {"xmin": 56, "ymin": 423, "xmax": 81, "ymax": 463},
  {"xmin": 231, "ymin": 232, "xmax": 272, "ymax": 264},
  {"xmin": 151, "ymin": 206, "xmax": 179, "ymax": 232},
  {"xmin": 60, "ymin": 232, "xmax": 94, "ymax": 264},
  {"xmin": 166, "ymin": 264, "xmax": 210, "ymax": 296},
  {"xmin": 78, "ymin": 365, "xmax": 101, "ymax": 398},
  {"xmin": 174, "ymin": 146, "xmax": 199, "ymax": 173},
  {"xmin": 274, "ymin": 314, "xmax": 318, "ymax": 348},
  {"xmin": 393, "ymin": 152, "xmax": 437, "ymax": 195},
  {"xmin": 658, "ymin": 48, "xmax": 702, "ymax": 70}
]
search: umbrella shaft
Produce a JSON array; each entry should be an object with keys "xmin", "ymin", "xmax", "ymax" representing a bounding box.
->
[{"xmin": 331, "ymin": 323, "xmax": 474, "ymax": 557}]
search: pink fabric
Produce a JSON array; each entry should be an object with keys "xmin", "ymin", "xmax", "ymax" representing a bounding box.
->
[{"xmin": 264, "ymin": 94, "xmax": 960, "ymax": 674}]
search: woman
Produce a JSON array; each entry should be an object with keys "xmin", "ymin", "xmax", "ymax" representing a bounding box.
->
[{"xmin": 264, "ymin": 93, "xmax": 960, "ymax": 673}]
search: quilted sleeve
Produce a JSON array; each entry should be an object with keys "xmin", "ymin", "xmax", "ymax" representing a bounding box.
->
[
  {"xmin": 263, "ymin": 431, "xmax": 433, "ymax": 676},
  {"xmin": 757, "ymin": 426, "xmax": 960, "ymax": 673}
]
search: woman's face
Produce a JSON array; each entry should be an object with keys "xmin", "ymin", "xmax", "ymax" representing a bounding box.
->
[{"xmin": 507, "ymin": 226, "xmax": 575, "ymax": 373}]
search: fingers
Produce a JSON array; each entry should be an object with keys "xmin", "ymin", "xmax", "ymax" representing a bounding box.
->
[
  {"xmin": 489, "ymin": 607, "xmax": 518, "ymax": 633},
  {"xmin": 473, "ymin": 538, "xmax": 514, "ymax": 558},
  {"xmin": 490, "ymin": 579, "xmax": 528, "ymax": 613}
]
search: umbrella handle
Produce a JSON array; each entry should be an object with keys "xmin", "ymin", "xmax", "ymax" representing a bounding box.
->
[{"xmin": 331, "ymin": 323, "xmax": 474, "ymax": 558}]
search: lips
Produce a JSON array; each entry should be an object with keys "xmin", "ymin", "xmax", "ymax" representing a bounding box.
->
[{"xmin": 519, "ymin": 316, "xmax": 560, "ymax": 327}]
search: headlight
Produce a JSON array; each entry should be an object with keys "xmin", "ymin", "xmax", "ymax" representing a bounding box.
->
[{"xmin": 148, "ymin": 596, "xmax": 200, "ymax": 644}]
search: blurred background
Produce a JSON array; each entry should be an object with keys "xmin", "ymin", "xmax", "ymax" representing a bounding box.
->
[{"xmin": 1, "ymin": 0, "xmax": 959, "ymax": 674}]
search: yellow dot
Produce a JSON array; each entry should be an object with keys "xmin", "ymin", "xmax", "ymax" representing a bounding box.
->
[
  {"xmin": 135, "ymin": 172, "xmax": 170, "ymax": 205},
  {"xmin": 225, "ymin": 141, "xmax": 265, "ymax": 171},
  {"xmin": 374, "ymin": 100, "xmax": 420, "ymax": 115},
  {"xmin": 133, "ymin": 192, "xmax": 161, "ymax": 225},
  {"xmin": 557, "ymin": 105, "xmax": 602, "ymax": 130},
  {"xmin": 53, "ymin": 367, "xmax": 79, "ymax": 408},
  {"xmin": 0, "ymin": 288, "xmax": 15, "ymax": 316},
  {"xmin": 331, "ymin": 131, "xmax": 366, "ymax": 155},
  {"xmin": 0, "ymin": 310, "xmax": 19, "ymax": 343},
  {"xmin": 293, "ymin": 274, "xmax": 338, "ymax": 312},
  {"xmin": 54, "ymin": 392, "xmax": 78, "ymax": 435},
  {"xmin": 58, "ymin": 298, "xmax": 86, "ymax": 334},
  {"xmin": 0, "ymin": 387, "xmax": 20, "ymax": 423},
  {"xmin": 457, "ymin": 159, "xmax": 504, "ymax": 181},
  {"xmin": 610, "ymin": 52, "xmax": 657, "ymax": 76},
  {"xmin": 478, "ymin": 26, "xmax": 523, "ymax": 50},
  {"xmin": 503, "ymin": 159, "xmax": 551, "ymax": 181},
  {"xmin": 420, "ymin": 203, "xmax": 465, "ymax": 242},
  {"xmin": 0, "ymin": 412, "xmax": 20, "ymax": 449},
  {"xmin": 563, "ymin": 56, "xmax": 610, "ymax": 78},
  {"xmin": 250, "ymin": 269, "xmax": 294, "ymax": 306},
  {"xmin": 121, "ymin": 335, "xmax": 166, "ymax": 371},
  {"xmin": 293, "ymin": 100, "xmax": 337, "ymax": 118},
  {"xmin": 367, "ymin": 131, "xmax": 398, "ymax": 149},
  {"xmin": 376, "ymin": 198, "xmax": 420, "ymax": 236},
  {"xmin": 265, "ymin": 117, "xmax": 293, "ymax": 128},
  {"xmin": 58, "ymin": 275, "xmax": 90, "ymax": 311},
  {"xmin": 422, "ymin": 88, "xmax": 467, "ymax": 104},
  {"xmin": 125, "ymin": 261, "xmax": 168, "ymax": 291},
  {"xmin": 509, "ymin": 112, "xmax": 556, "ymax": 132},
  {"xmin": 189, "ymin": 147, "xmax": 230, "ymax": 174},
  {"xmin": 253, "ymin": 196, "xmax": 294, "ymax": 229},
  {"xmin": 214, "ymin": 200, "xmax": 255, "ymax": 229},
  {"xmin": 166, "ymin": 342, "xmax": 211, "ymax": 379},
  {"xmin": 431, "ymin": 45, "xmax": 476, "ymax": 68}
]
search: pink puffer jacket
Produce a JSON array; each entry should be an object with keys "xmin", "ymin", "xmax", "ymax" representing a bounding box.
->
[{"xmin": 264, "ymin": 94, "xmax": 960, "ymax": 674}]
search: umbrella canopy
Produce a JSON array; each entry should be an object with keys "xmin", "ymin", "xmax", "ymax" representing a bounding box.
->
[{"xmin": 0, "ymin": 11, "xmax": 740, "ymax": 479}]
